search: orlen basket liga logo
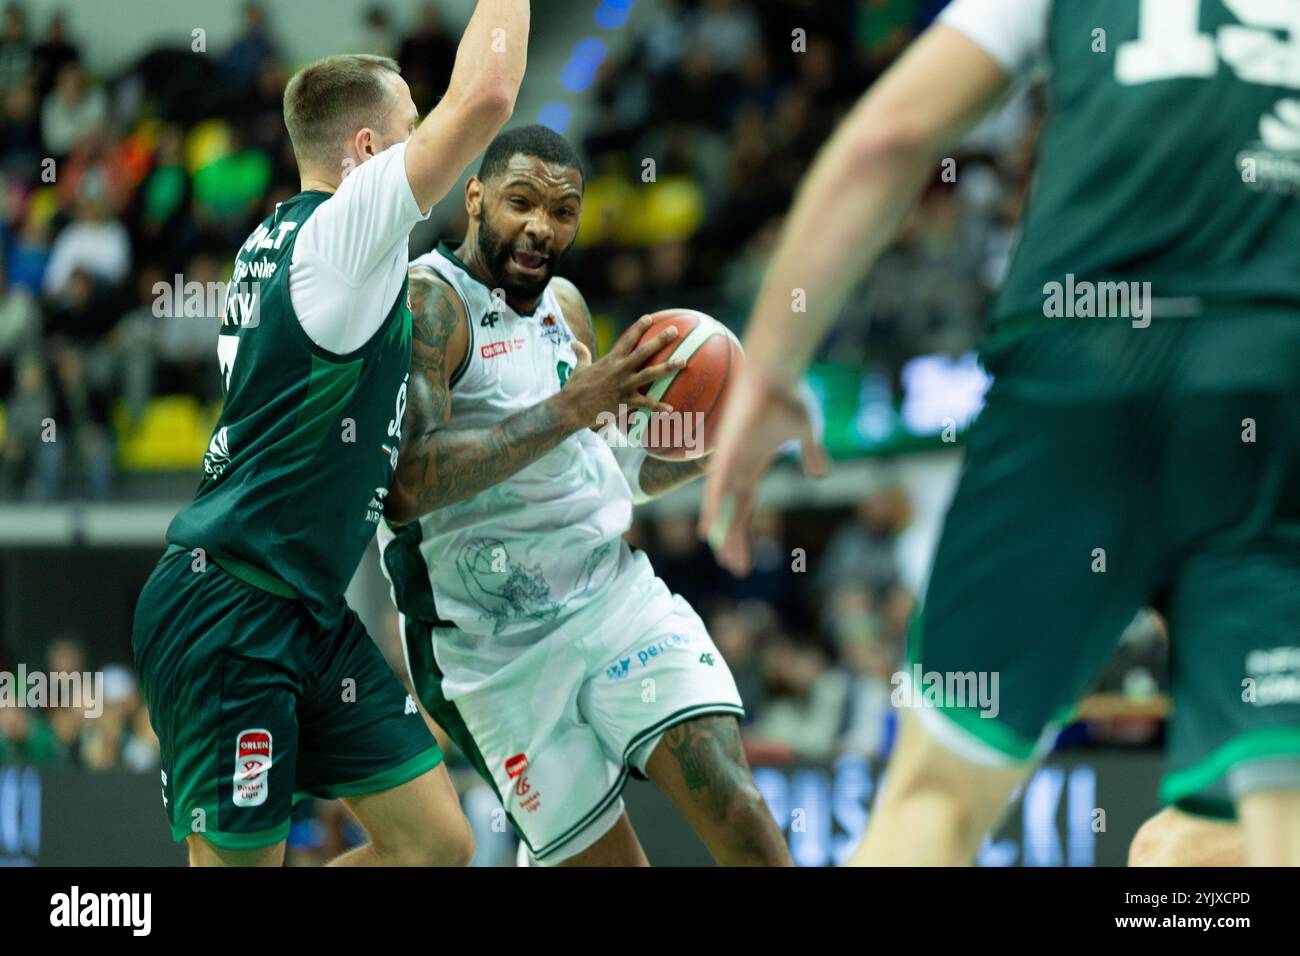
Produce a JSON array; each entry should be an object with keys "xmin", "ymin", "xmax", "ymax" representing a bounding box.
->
[
  {"xmin": 233, "ymin": 729, "xmax": 272, "ymax": 807},
  {"xmin": 505, "ymin": 752, "xmax": 542, "ymax": 813}
]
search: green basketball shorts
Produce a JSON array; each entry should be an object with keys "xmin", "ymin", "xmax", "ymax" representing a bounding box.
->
[
  {"xmin": 907, "ymin": 309, "xmax": 1300, "ymax": 819},
  {"xmin": 132, "ymin": 544, "xmax": 443, "ymax": 849}
]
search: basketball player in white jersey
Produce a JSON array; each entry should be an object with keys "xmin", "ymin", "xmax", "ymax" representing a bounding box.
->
[{"xmin": 377, "ymin": 125, "xmax": 792, "ymax": 866}]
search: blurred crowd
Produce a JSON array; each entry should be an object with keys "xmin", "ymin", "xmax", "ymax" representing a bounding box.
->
[
  {"xmin": 0, "ymin": 0, "xmax": 1042, "ymax": 500},
  {"xmin": 0, "ymin": 635, "xmax": 158, "ymax": 770},
  {"xmin": 566, "ymin": 0, "xmax": 1037, "ymax": 377},
  {"xmin": 0, "ymin": 1, "xmax": 461, "ymax": 498}
]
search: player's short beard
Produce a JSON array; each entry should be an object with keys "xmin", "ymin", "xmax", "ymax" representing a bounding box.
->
[{"xmin": 476, "ymin": 207, "xmax": 561, "ymax": 301}]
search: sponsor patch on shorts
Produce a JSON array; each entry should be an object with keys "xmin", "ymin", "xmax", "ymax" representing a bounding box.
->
[
  {"xmin": 233, "ymin": 729, "xmax": 272, "ymax": 807},
  {"xmin": 605, "ymin": 632, "xmax": 693, "ymax": 680}
]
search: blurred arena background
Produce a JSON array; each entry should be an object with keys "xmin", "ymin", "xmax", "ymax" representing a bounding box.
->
[{"xmin": 0, "ymin": 0, "xmax": 1168, "ymax": 866}]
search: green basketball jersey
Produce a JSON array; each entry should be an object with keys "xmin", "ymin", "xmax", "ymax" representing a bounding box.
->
[
  {"xmin": 994, "ymin": 0, "xmax": 1300, "ymax": 322},
  {"xmin": 167, "ymin": 191, "xmax": 413, "ymax": 627}
]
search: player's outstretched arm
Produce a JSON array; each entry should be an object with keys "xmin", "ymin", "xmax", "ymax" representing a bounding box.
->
[
  {"xmin": 551, "ymin": 278, "xmax": 708, "ymax": 500},
  {"xmin": 403, "ymin": 0, "xmax": 530, "ymax": 213},
  {"xmin": 700, "ymin": 24, "xmax": 1011, "ymax": 573},
  {"xmin": 384, "ymin": 270, "xmax": 684, "ymax": 525}
]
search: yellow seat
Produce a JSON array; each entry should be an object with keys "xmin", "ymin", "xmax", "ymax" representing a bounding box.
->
[{"xmin": 115, "ymin": 396, "xmax": 220, "ymax": 471}]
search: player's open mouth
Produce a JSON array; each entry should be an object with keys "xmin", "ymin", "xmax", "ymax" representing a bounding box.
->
[{"xmin": 510, "ymin": 250, "xmax": 548, "ymax": 274}]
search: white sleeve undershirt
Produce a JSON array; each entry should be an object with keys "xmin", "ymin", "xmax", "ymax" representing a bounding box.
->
[
  {"xmin": 288, "ymin": 140, "xmax": 432, "ymax": 355},
  {"xmin": 937, "ymin": 0, "xmax": 1051, "ymax": 81}
]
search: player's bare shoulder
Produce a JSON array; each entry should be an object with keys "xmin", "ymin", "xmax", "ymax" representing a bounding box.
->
[{"xmin": 408, "ymin": 263, "xmax": 469, "ymax": 382}]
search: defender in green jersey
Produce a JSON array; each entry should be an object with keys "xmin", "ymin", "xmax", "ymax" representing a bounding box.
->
[
  {"xmin": 131, "ymin": 1, "xmax": 530, "ymax": 865},
  {"xmin": 703, "ymin": 0, "xmax": 1300, "ymax": 866}
]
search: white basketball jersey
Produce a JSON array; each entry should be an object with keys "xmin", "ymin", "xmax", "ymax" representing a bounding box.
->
[{"xmin": 377, "ymin": 243, "xmax": 639, "ymax": 660}]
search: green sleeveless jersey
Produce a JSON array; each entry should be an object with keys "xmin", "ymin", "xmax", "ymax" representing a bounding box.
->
[
  {"xmin": 167, "ymin": 191, "xmax": 413, "ymax": 627},
  {"xmin": 994, "ymin": 0, "xmax": 1300, "ymax": 322}
]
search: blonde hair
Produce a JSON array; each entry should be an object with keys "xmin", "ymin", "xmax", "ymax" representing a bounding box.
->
[{"xmin": 283, "ymin": 54, "xmax": 401, "ymax": 168}]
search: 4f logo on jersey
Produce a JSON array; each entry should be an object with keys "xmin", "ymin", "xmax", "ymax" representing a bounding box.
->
[
  {"xmin": 233, "ymin": 729, "xmax": 272, "ymax": 807},
  {"xmin": 505, "ymin": 753, "xmax": 542, "ymax": 813}
]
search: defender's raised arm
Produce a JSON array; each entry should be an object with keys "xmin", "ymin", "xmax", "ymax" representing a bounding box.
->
[{"xmin": 404, "ymin": 0, "xmax": 530, "ymax": 213}]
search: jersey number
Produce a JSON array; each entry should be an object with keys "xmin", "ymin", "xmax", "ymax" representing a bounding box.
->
[{"xmin": 1117, "ymin": 0, "xmax": 1300, "ymax": 87}]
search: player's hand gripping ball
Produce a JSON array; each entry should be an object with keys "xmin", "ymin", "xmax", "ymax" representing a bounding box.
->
[{"xmin": 629, "ymin": 309, "xmax": 744, "ymax": 460}]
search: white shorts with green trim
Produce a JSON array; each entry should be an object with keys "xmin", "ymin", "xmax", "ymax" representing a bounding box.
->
[{"xmin": 409, "ymin": 559, "xmax": 744, "ymax": 865}]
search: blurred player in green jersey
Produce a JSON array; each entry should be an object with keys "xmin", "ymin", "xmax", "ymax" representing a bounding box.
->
[{"xmin": 703, "ymin": 0, "xmax": 1300, "ymax": 866}]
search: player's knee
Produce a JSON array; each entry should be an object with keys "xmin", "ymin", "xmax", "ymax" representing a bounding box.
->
[
  {"xmin": 420, "ymin": 816, "xmax": 476, "ymax": 867},
  {"xmin": 1127, "ymin": 812, "xmax": 1173, "ymax": 867},
  {"xmin": 900, "ymin": 787, "xmax": 975, "ymax": 839},
  {"xmin": 376, "ymin": 814, "xmax": 475, "ymax": 866}
]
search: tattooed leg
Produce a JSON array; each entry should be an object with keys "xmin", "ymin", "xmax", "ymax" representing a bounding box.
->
[{"xmin": 645, "ymin": 715, "xmax": 793, "ymax": 866}]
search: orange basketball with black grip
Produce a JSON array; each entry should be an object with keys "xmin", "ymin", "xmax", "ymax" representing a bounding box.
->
[{"xmin": 628, "ymin": 309, "xmax": 744, "ymax": 460}]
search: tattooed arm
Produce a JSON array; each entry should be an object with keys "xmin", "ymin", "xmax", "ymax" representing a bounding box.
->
[
  {"xmin": 552, "ymin": 277, "xmax": 710, "ymax": 501},
  {"xmin": 637, "ymin": 454, "xmax": 711, "ymax": 498},
  {"xmin": 385, "ymin": 267, "xmax": 682, "ymax": 525}
]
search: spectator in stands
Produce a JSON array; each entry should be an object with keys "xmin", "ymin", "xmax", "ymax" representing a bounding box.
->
[
  {"xmin": 191, "ymin": 127, "xmax": 272, "ymax": 244},
  {"xmin": 692, "ymin": 0, "xmax": 762, "ymax": 75},
  {"xmin": 0, "ymin": 702, "xmax": 65, "ymax": 766},
  {"xmin": 110, "ymin": 266, "xmax": 165, "ymax": 421},
  {"xmin": 221, "ymin": 1, "xmax": 276, "ymax": 96},
  {"xmin": 122, "ymin": 700, "xmax": 160, "ymax": 772},
  {"xmin": 708, "ymin": 599, "xmax": 778, "ymax": 727},
  {"xmin": 133, "ymin": 124, "xmax": 192, "ymax": 260},
  {"xmin": 638, "ymin": 0, "xmax": 692, "ymax": 78},
  {"xmin": 30, "ymin": 10, "xmax": 77, "ymax": 101},
  {"xmin": 0, "ymin": 76, "xmax": 42, "ymax": 178},
  {"xmin": 0, "ymin": 244, "xmax": 40, "ymax": 383},
  {"xmin": 153, "ymin": 251, "xmax": 221, "ymax": 401},
  {"xmin": 43, "ymin": 635, "xmax": 88, "ymax": 762},
  {"xmin": 43, "ymin": 189, "xmax": 130, "ymax": 301},
  {"xmin": 57, "ymin": 130, "xmax": 135, "ymax": 217},
  {"xmin": 40, "ymin": 60, "xmax": 106, "ymax": 159},
  {"xmin": 6, "ymin": 198, "xmax": 52, "ymax": 295},
  {"xmin": 829, "ymin": 585, "xmax": 905, "ymax": 759},
  {"xmin": 81, "ymin": 664, "xmax": 151, "ymax": 771},
  {"xmin": 749, "ymin": 634, "xmax": 850, "ymax": 763},
  {"xmin": 397, "ymin": 2, "xmax": 456, "ymax": 110},
  {"xmin": 359, "ymin": 5, "xmax": 398, "ymax": 59},
  {"xmin": 0, "ymin": 2, "xmax": 32, "ymax": 96},
  {"xmin": 0, "ymin": 353, "xmax": 59, "ymax": 498},
  {"xmin": 241, "ymin": 60, "xmax": 293, "ymax": 173},
  {"xmin": 816, "ymin": 488, "xmax": 910, "ymax": 602},
  {"xmin": 46, "ymin": 265, "xmax": 119, "ymax": 496},
  {"xmin": 726, "ymin": 508, "xmax": 801, "ymax": 627}
]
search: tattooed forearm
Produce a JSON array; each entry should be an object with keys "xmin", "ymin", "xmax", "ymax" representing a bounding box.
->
[
  {"xmin": 400, "ymin": 401, "xmax": 572, "ymax": 520},
  {"xmin": 637, "ymin": 454, "xmax": 710, "ymax": 499},
  {"xmin": 385, "ymin": 270, "xmax": 575, "ymax": 524}
]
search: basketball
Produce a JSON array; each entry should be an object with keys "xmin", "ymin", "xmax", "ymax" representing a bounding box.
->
[{"xmin": 632, "ymin": 309, "xmax": 744, "ymax": 460}]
